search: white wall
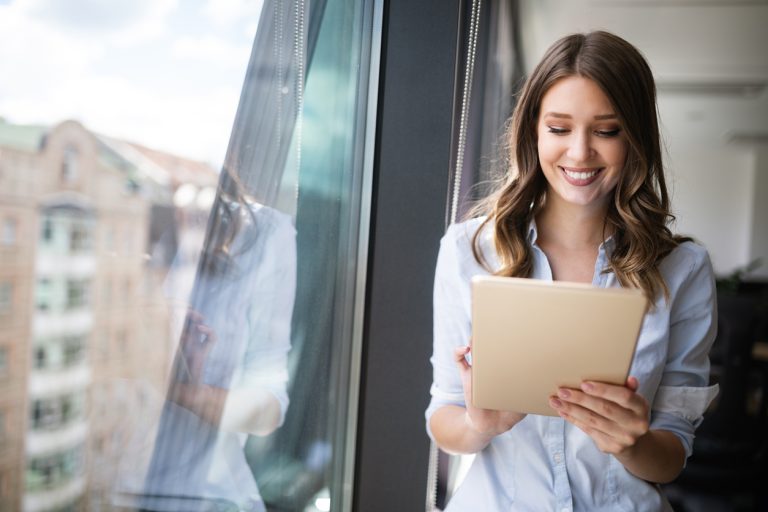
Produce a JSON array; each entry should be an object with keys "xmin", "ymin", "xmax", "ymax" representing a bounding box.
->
[{"xmin": 666, "ymin": 145, "xmax": 755, "ymax": 276}]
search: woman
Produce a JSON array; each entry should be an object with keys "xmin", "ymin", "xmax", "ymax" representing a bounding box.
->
[{"xmin": 426, "ymin": 31, "xmax": 719, "ymax": 511}]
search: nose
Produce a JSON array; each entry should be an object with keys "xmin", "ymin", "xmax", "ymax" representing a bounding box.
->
[{"xmin": 566, "ymin": 131, "xmax": 594, "ymax": 162}]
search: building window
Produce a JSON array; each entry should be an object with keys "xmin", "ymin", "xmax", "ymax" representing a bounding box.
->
[
  {"xmin": 61, "ymin": 146, "xmax": 79, "ymax": 183},
  {"xmin": 0, "ymin": 282, "xmax": 12, "ymax": 315},
  {"xmin": 36, "ymin": 278, "xmax": 52, "ymax": 312},
  {"xmin": 69, "ymin": 220, "xmax": 91, "ymax": 252},
  {"xmin": 63, "ymin": 336, "xmax": 84, "ymax": 366},
  {"xmin": 41, "ymin": 217, "xmax": 53, "ymax": 243},
  {"xmin": 1, "ymin": 218, "xmax": 16, "ymax": 246},
  {"xmin": 26, "ymin": 444, "xmax": 85, "ymax": 491},
  {"xmin": 34, "ymin": 346, "xmax": 46, "ymax": 369},
  {"xmin": 0, "ymin": 347, "xmax": 7, "ymax": 377},
  {"xmin": 65, "ymin": 279, "xmax": 90, "ymax": 310},
  {"xmin": 31, "ymin": 393, "xmax": 84, "ymax": 430}
]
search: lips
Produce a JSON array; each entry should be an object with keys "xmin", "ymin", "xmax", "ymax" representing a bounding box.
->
[{"xmin": 559, "ymin": 166, "xmax": 603, "ymax": 186}]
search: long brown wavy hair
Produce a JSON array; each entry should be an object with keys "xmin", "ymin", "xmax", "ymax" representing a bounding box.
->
[{"xmin": 472, "ymin": 30, "xmax": 689, "ymax": 301}]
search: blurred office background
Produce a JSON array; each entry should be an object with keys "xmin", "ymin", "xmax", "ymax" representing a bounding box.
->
[{"xmin": 0, "ymin": 1, "xmax": 765, "ymax": 511}]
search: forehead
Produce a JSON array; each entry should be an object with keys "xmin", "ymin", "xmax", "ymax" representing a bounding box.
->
[{"xmin": 539, "ymin": 75, "xmax": 615, "ymax": 116}]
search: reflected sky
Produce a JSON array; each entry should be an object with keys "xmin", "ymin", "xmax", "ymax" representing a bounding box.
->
[{"xmin": 0, "ymin": 0, "xmax": 264, "ymax": 165}]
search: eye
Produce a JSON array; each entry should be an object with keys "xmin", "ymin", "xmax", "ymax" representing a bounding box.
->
[
  {"xmin": 595, "ymin": 128, "xmax": 621, "ymax": 138},
  {"xmin": 547, "ymin": 126, "xmax": 569, "ymax": 135}
]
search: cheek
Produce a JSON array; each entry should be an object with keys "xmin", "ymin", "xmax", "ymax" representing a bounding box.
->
[{"xmin": 536, "ymin": 138, "xmax": 561, "ymax": 167}]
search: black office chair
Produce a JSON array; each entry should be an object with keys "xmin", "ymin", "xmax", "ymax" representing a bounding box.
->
[{"xmin": 666, "ymin": 292, "xmax": 768, "ymax": 512}]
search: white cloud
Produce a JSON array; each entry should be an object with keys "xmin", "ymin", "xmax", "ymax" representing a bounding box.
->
[
  {"xmin": 171, "ymin": 36, "xmax": 251, "ymax": 69},
  {"xmin": 13, "ymin": 0, "xmax": 178, "ymax": 46},
  {"xmin": 0, "ymin": 1, "xmax": 257, "ymax": 165},
  {"xmin": 204, "ymin": 0, "xmax": 264, "ymax": 29}
]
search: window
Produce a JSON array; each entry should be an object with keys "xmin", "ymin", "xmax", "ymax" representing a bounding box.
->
[
  {"xmin": 0, "ymin": 347, "xmax": 7, "ymax": 377},
  {"xmin": 1, "ymin": 218, "xmax": 16, "ymax": 246},
  {"xmin": 69, "ymin": 220, "xmax": 91, "ymax": 252},
  {"xmin": 31, "ymin": 393, "xmax": 85, "ymax": 430},
  {"xmin": 65, "ymin": 279, "xmax": 89, "ymax": 310},
  {"xmin": 0, "ymin": 282, "xmax": 12, "ymax": 315},
  {"xmin": 1, "ymin": 0, "xmax": 388, "ymax": 510},
  {"xmin": 36, "ymin": 278, "xmax": 52, "ymax": 312},
  {"xmin": 41, "ymin": 216, "xmax": 53, "ymax": 243},
  {"xmin": 26, "ymin": 444, "xmax": 85, "ymax": 490},
  {"xmin": 34, "ymin": 346, "xmax": 46, "ymax": 369},
  {"xmin": 63, "ymin": 336, "xmax": 84, "ymax": 366},
  {"xmin": 61, "ymin": 145, "xmax": 79, "ymax": 183}
]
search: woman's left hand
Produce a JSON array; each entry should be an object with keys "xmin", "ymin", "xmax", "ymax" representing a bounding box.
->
[{"xmin": 549, "ymin": 376, "xmax": 649, "ymax": 455}]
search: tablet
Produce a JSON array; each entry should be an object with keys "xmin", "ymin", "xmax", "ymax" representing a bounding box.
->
[{"xmin": 471, "ymin": 275, "xmax": 647, "ymax": 416}]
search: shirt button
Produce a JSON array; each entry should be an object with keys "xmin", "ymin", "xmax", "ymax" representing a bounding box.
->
[{"xmin": 553, "ymin": 452, "xmax": 563, "ymax": 464}]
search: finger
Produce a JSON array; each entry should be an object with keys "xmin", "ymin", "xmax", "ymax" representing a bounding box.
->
[
  {"xmin": 579, "ymin": 380, "xmax": 645, "ymax": 413},
  {"xmin": 557, "ymin": 409, "xmax": 624, "ymax": 454},
  {"xmin": 453, "ymin": 346, "xmax": 471, "ymax": 372},
  {"xmin": 626, "ymin": 376, "xmax": 639, "ymax": 392},
  {"xmin": 552, "ymin": 389, "xmax": 636, "ymax": 427}
]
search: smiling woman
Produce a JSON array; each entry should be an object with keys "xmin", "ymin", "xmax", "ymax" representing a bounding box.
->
[{"xmin": 428, "ymin": 30, "xmax": 719, "ymax": 511}]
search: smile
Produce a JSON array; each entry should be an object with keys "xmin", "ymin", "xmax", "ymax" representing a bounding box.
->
[{"xmin": 559, "ymin": 166, "xmax": 603, "ymax": 186}]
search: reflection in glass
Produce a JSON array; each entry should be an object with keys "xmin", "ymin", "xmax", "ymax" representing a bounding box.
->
[{"xmin": 0, "ymin": 0, "xmax": 378, "ymax": 509}]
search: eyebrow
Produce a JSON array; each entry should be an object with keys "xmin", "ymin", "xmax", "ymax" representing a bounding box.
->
[{"xmin": 543, "ymin": 112, "xmax": 617, "ymax": 120}]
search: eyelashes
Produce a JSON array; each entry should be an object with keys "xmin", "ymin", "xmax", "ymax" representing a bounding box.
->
[{"xmin": 546, "ymin": 127, "xmax": 622, "ymax": 138}]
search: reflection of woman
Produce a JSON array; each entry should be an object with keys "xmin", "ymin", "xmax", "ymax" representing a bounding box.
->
[
  {"xmin": 427, "ymin": 31, "xmax": 718, "ymax": 510},
  {"xmin": 123, "ymin": 187, "xmax": 296, "ymax": 512}
]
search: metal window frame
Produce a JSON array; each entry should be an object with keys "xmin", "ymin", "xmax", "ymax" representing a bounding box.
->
[{"xmin": 352, "ymin": 0, "xmax": 463, "ymax": 510}]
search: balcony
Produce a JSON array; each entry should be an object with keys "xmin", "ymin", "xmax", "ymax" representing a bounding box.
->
[
  {"xmin": 23, "ymin": 474, "xmax": 86, "ymax": 512},
  {"xmin": 32, "ymin": 309, "xmax": 93, "ymax": 339},
  {"xmin": 28, "ymin": 364, "xmax": 91, "ymax": 398},
  {"xmin": 26, "ymin": 420, "xmax": 88, "ymax": 458},
  {"xmin": 36, "ymin": 251, "xmax": 96, "ymax": 278}
]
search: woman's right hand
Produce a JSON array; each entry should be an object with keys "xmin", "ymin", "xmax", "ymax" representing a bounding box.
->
[{"xmin": 454, "ymin": 345, "xmax": 526, "ymax": 438}]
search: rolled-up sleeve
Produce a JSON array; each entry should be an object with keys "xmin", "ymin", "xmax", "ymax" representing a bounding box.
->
[
  {"xmin": 425, "ymin": 224, "xmax": 475, "ymax": 440},
  {"xmin": 650, "ymin": 245, "xmax": 719, "ymax": 458}
]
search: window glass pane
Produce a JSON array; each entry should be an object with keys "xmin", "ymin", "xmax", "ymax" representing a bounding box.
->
[{"xmin": 1, "ymin": 1, "xmax": 377, "ymax": 511}]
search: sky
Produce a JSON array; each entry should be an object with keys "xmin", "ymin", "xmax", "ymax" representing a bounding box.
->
[{"xmin": 0, "ymin": 0, "xmax": 264, "ymax": 167}]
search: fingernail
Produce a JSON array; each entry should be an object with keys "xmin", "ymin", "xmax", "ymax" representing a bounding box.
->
[
  {"xmin": 550, "ymin": 398, "xmax": 562, "ymax": 408},
  {"xmin": 581, "ymin": 382, "xmax": 594, "ymax": 392},
  {"xmin": 558, "ymin": 389, "xmax": 570, "ymax": 399}
]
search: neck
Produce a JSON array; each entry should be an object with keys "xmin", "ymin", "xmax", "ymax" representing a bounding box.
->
[{"xmin": 536, "ymin": 196, "xmax": 610, "ymax": 250}]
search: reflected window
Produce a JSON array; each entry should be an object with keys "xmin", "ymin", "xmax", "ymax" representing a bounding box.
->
[
  {"xmin": 69, "ymin": 220, "xmax": 91, "ymax": 252},
  {"xmin": 2, "ymin": 218, "xmax": 16, "ymax": 246},
  {"xmin": 61, "ymin": 145, "xmax": 78, "ymax": 183},
  {"xmin": 26, "ymin": 444, "xmax": 85, "ymax": 491},
  {"xmin": 65, "ymin": 279, "xmax": 89, "ymax": 310},
  {"xmin": 41, "ymin": 217, "xmax": 53, "ymax": 243},
  {"xmin": 0, "ymin": 282, "xmax": 12, "ymax": 314},
  {"xmin": 0, "ymin": 347, "xmax": 7, "ymax": 377}
]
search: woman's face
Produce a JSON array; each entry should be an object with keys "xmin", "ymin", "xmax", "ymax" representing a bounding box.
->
[{"xmin": 536, "ymin": 75, "xmax": 628, "ymax": 213}]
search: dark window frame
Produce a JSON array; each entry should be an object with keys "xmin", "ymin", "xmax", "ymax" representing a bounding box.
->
[{"xmin": 353, "ymin": 0, "xmax": 463, "ymax": 509}]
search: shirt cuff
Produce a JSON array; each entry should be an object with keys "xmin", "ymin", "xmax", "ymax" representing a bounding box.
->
[{"xmin": 652, "ymin": 384, "xmax": 719, "ymax": 422}]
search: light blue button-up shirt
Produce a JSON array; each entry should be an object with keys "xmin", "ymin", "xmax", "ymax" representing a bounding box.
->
[{"xmin": 426, "ymin": 218, "xmax": 719, "ymax": 511}]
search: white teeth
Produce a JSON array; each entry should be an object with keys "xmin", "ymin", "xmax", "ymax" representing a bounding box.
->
[{"xmin": 563, "ymin": 168, "xmax": 599, "ymax": 180}]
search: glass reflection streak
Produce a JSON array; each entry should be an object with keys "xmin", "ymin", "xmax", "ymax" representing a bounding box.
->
[{"xmin": 124, "ymin": 194, "xmax": 296, "ymax": 512}]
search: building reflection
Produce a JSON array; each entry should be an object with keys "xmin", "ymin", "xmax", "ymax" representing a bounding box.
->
[{"xmin": 0, "ymin": 117, "xmax": 218, "ymax": 511}]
